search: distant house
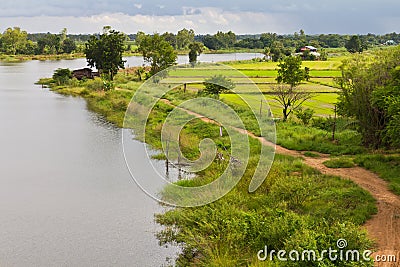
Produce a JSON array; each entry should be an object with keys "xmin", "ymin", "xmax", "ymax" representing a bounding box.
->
[
  {"xmin": 72, "ymin": 68, "xmax": 99, "ymax": 80},
  {"xmin": 297, "ymin": 45, "xmax": 320, "ymax": 59},
  {"xmin": 385, "ymin": 40, "xmax": 396, "ymax": 46},
  {"xmin": 300, "ymin": 46, "xmax": 318, "ymax": 52}
]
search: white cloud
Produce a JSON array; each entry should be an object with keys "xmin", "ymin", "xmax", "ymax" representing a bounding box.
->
[
  {"xmin": 0, "ymin": 5, "xmax": 396, "ymax": 35},
  {"xmin": 0, "ymin": 8, "xmax": 298, "ymax": 34},
  {"xmin": 134, "ymin": 3, "xmax": 142, "ymax": 9}
]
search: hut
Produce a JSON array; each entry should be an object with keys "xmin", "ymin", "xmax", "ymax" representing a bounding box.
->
[{"xmin": 72, "ymin": 68, "xmax": 99, "ymax": 80}]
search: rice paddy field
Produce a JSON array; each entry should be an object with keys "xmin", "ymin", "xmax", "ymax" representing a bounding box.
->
[{"xmin": 163, "ymin": 58, "xmax": 342, "ymax": 118}]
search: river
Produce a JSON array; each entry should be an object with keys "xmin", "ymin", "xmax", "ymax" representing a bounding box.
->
[{"xmin": 0, "ymin": 53, "xmax": 262, "ymax": 266}]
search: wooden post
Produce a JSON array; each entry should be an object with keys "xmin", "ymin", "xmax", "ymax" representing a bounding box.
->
[
  {"xmin": 259, "ymin": 99, "xmax": 263, "ymax": 117},
  {"xmin": 219, "ymin": 126, "xmax": 223, "ymax": 137},
  {"xmin": 332, "ymin": 105, "xmax": 337, "ymax": 141},
  {"xmin": 183, "ymin": 83, "xmax": 187, "ymax": 93},
  {"xmin": 165, "ymin": 139, "xmax": 169, "ymax": 174},
  {"xmin": 178, "ymin": 134, "xmax": 181, "ymax": 174}
]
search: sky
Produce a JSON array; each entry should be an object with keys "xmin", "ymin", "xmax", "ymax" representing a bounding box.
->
[{"xmin": 0, "ymin": 0, "xmax": 399, "ymax": 35}]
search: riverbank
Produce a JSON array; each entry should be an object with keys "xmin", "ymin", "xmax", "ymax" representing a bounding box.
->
[
  {"xmin": 0, "ymin": 49, "xmax": 263, "ymax": 62},
  {"xmin": 38, "ymin": 60, "xmax": 392, "ymax": 265},
  {"xmin": 0, "ymin": 53, "xmax": 86, "ymax": 62}
]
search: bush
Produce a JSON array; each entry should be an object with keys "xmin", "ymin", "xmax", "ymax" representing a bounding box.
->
[
  {"xmin": 294, "ymin": 107, "xmax": 315, "ymax": 125},
  {"xmin": 52, "ymin": 68, "xmax": 72, "ymax": 85},
  {"xmin": 85, "ymin": 77, "xmax": 104, "ymax": 91}
]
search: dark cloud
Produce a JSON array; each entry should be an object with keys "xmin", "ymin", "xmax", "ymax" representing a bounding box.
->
[{"xmin": 0, "ymin": 0, "xmax": 399, "ymax": 33}]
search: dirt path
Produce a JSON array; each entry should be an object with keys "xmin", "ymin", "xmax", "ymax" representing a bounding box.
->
[{"xmin": 161, "ymin": 99, "xmax": 400, "ymax": 266}]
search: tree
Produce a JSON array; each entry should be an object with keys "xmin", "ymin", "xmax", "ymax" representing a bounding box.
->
[
  {"xmin": 85, "ymin": 27, "xmax": 126, "ymax": 81},
  {"xmin": 336, "ymin": 47, "xmax": 400, "ymax": 148},
  {"xmin": 274, "ymin": 56, "xmax": 311, "ymax": 121},
  {"xmin": 162, "ymin": 32, "xmax": 177, "ymax": 49},
  {"xmin": 137, "ymin": 33, "xmax": 177, "ymax": 76},
  {"xmin": 1, "ymin": 27, "xmax": 28, "ymax": 55},
  {"xmin": 273, "ymin": 85, "xmax": 313, "ymax": 122},
  {"xmin": 263, "ymin": 47, "xmax": 271, "ymax": 60},
  {"xmin": 176, "ymin": 28, "xmax": 194, "ymax": 50},
  {"xmin": 62, "ymin": 38, "xmax": 76, "ymax": 53},
  {"xmin": 345, "ymin": 35, "xmax": 363, "ymax": 53},
  {"xmin": 202, "ymin": 75, "xmax": 235, "ymax": 99},
  {"xmin": 135, "ymin": 31, "xmax": 146, "ymax": 46},
  {"xmin": 202, "ymin": 31, "xmax": 236, "ymax": 50},
  {"xmin": 276, "ymin": 56, "xmax": 306, "ymax": 89},
  {"xmin": 269, "ymin": 41, "xmax": 285, "ymax": 62},
  {"xmin": 216, "ymin": 31, "xmax": 236, "ymax": 48},
  {"xmin": 188, "ymin": 42, "xmax": 203, "ymax": 66},
  {"xmin": 37, "ymin": 33, "xmax": 61, "ymax": 54}
]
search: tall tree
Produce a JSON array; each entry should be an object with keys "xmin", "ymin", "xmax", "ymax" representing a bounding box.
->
[
  {"xmin": 137, "ymin": 33, "xmax": 177, "ymax": 76},
  {"xmin": 269, "ymin": 41, "xmax": 285, "ymax": 62},
  {"xmin": 345, "ymin": 35, "xmax": 363, "ymax": 53},
  {"xmin": 276, "ymin": 56, "xmax": 305, "ymax": 89},
  {"xmin": 162, "ymin": 32, "xmax": 177, "ymax": 49},
  {"xmin": 275, "ymin": 56, "xmax": 311, "ymax": 121},
  {"xmin": 85, "ymin": 27, "xmax": 126, "ymax": 81},
  {"xmin": 61, "ymin": 38, "xmax": 76, "ymax": 54},
  {"xmin": 37, "ymin": 33, "xmax": 61, "ymax": 54},
  {"xmin": 188, "ymin": 42, "xmax": 203, "ymax": 66},
  {"xmin": 272, "ymin": 85, "xmax": 312, "ymax": 122},
  {"xmin": 1, "ymin": 27, "xmax": 28, "ymax": 55},
  {"xmin": 176, "ymin": 28, "xmax": 195, "ymax": 50}
]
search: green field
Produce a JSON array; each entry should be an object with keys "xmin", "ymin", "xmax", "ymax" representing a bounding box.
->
[{"xmin": 166, "ymin": 60, "xmax": 340, "ymax": 118}]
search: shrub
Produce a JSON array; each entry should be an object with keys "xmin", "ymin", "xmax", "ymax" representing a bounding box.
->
[
  {"xmin": 294, "ymin": 107, "xmax": 315, "ymax": 125},
  {"xmin": 85, "ymin": 77, "xmax": 104, "ymax": 91},
  {"xmin": 52, "ymin": 68, "xmax": 72, "ymax": 85}
]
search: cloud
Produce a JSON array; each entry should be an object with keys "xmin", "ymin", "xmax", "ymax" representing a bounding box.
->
[
  {"xmin": 0, "ymin": 8, "xmax": 299, "ymax": 34},
  {"xmin": 0, "ymin": 0, "xmax": 399, "ymax": 34}
]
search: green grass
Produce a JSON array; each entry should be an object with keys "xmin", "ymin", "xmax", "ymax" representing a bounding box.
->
[
  {"xmin": 276, "ymin": 121, "xmax": 365, "ymax": 155},
  {"xmin": 303, "ymin": 151, "xmax": 321, "ymax": 158},
  {"xmin": 323, "ymin": 158, "xmax": 355, "ymax": 168},
  {"xmin": 222, "ymin": 91, "xmax": 338, "ymax": 118},
  {"xmin": 355, "ymin": 154, "xmax": 400, "ymax": 195}
]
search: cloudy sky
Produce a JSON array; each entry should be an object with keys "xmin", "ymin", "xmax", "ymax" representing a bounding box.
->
[{"xmin": 0, "ymin": 0, "xmax": 399, "ymax": 34}]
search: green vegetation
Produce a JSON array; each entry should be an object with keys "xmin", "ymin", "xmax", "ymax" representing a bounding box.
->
[
  {"xmin": 345, "ymin": 35, "xmax": 365, "ymax": 53},
  {"xmin": 39, "ymin": 46, "xmax": 400, "ymax": 265},
  {"xmin": 303, "ymin": 151, "xmax": 321, "ymax": 158},
  {"xmin": 354, "ymin": 154, "xmax": 400, "ymax": 195},
  {"xmin": 274, "ymin": 56, "xmax": 313, "ymax": 121},
  {"xmin": 85, "ymin": 27, "xmax": 126, "ymax": 81},
  {"xmin": 137, "ymin": 33, "xmax": 177, "ymax": 76},
  {"xmin": 52, "ymin": 68, "xmax": 72, "ymax": 85},
  {"xmin": 202, "ymin": 75, "xmax": 235, "ymax": 98},
  {"xmin": 323, "ymin": 158, "xmax": 355, "ymax": 168},
  {"xmin": 188, "ymin": 41, "xmax": 203, "ymax": 66},
  {"xmin": 336, "ymin": 46, "xmax": 400, "ymax": 148}
]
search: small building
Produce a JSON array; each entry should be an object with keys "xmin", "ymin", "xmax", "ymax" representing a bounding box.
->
[
  {"xmin": 72, "ymin": 68, "xmax": 99, "ymax": 80},
  {"xmin": 300, "ymin": 45, "xmax": 318, "ymax": 52},
  {"xmin": 385, "ymin": 40, "xmax": 396, "ymax": 46}
]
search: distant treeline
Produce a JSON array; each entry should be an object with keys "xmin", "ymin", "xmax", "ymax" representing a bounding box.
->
[{"xmin": 1, "ymin": 26, "xmax": 399, "ymax": 56}]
